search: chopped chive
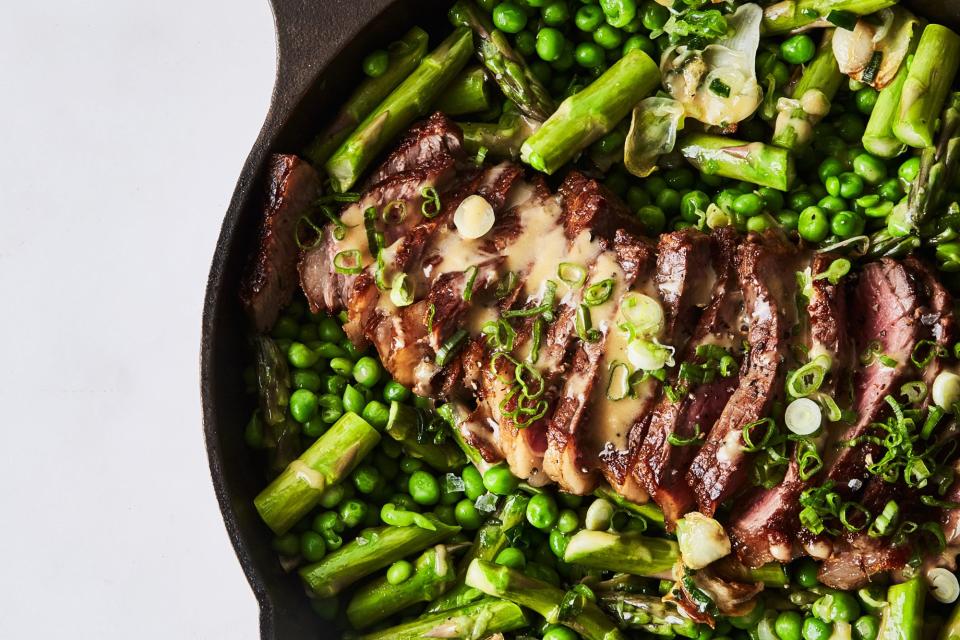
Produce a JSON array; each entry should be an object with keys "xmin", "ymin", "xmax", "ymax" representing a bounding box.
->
[{"xmin": 708, "ymin": 78, "xmax": 730, "ymax": 98}]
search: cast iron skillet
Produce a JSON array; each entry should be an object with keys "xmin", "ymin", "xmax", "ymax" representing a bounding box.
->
[{"xmin": 202, "ymin": 1, "xmax": 960, "ymax": 638}]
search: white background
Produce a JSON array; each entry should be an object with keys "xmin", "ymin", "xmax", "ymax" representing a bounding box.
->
[{"xmin": 0, "ymin": 1, "xmax": 276, "ymax": 637}]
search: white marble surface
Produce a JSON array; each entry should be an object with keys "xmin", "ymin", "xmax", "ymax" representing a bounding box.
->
[{"xmin": 0, "ymin": 1, "xmax": 278, "ymax": 637}]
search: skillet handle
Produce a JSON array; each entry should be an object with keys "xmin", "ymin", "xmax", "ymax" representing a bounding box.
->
[{"xmin": 264, "ymin": 0, "xmax": 392, "ymax": 143}]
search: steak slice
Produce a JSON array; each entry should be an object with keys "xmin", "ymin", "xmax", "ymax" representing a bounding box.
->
[
  {"xmin": 635, "ymin": 228, "xmax": 742, "ymax": 524},
  {"xmin": 542, "ymin": 230, "xmax": 652, "ymax": 494},
  {"xmin": 240, "ymin": 154, "xmax": 322, "ymax": 332},
  {"xmin": 730, "ymin": 252, "xmax": 853, "ymax": 566},
  {"xmin": 656, "ymin": 229, "xmax": 716, "ymax": 352},
  {"xmin": 817, "ymin": 536, "xmax": 911, "ymax": 590},
  {"xmin": 366, "ymin": 112, "xmax": 465, "ymax": 187},
  {"xmin": 822, "ymin": 259, "xmax": 925, "ymax": 495},
  {"xmin": 687, "ymin": 230, "xmax": 801, "ymax": 516}
]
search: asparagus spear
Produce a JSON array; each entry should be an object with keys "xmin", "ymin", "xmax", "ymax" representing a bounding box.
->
[
  {"xmin": 877, "ymin": 577, "xmax": 925, "ymax": 640},
  {"xmin": 325, "ymin": 27, "xmax": 474, "ymax": 192},
  {"xmin": 461, "ymin": 108, "xmax": 540, "ymax": 161},
  {"xmin": 593, "ymin": 487, "xmax": 666, "ymax": 530},
  {"xmin": 355, "ymin": 598, "xmax": 528, "ymax": 640},
  {"xmin": 437, "ymin": 402, "xmax": 493, "ymax": 471},
  {"xmin": 520, "ymin": 48, "xmax": 660, "ymax": 175},
  {"xmin": 680, "ymin": 133, "xmax": 795, "ymax": 191},
  {"xmin": 903, "ymin": 92, "xmax": 960, "ymax": 232},
  {"xmin": 304, "ymin": 27, "xmax": 429, "ymax": 167},
  {"xmin": 254, "ymin": 412, "xmax": 380, "ymax": 534},
  {"xmin": 386, "ymin": 401, "xmax": 466, "ymax": 472},
  {"xmin": 562, "ymin": 530, "xmax": 679, "ymax": 578},
  {"xmin": 939, "ymin": 597, "xmax": 960, "ymax": 640},
  {"xmin": 449, "ymin": 1, "xmax": 554, "ymax": 122},
  {"xmin": 427, "ymin": 493, "xmax": 531, "ymax": 613},
  {"xmin": 597, "ymin": 592, "xmax": 698, "ymax": 637},
  {"xmin": 772, "ymin": 30, "xmax": 843, "ymax": 151},
  {"xmin": 346, "ymin": 544, "xmax": 457, "ymax": 629},
  {"xmin": 761, "ymin": 0, "xmax": 897, "ymax": 35},
  {"xmin": 299, "ymin": 517, "xmax": 460, "ymax": 597},
  {"xmin": 864, "ymin": 30, "xmax": 919, "ymax": 158},
  {"xmin": 893, "ymin": 24, "xmax": 960, "ymax": 149},
  {"xmin": 466, "ymin": 559, "xmax": 627, "ymax": 640},
  {"xmin": 435, "ymin": 66, "xmax": 492, "ymax": 116},
  {"xmin": 254, "ymin": 336, "xmax": 299, "ymax": 472}
]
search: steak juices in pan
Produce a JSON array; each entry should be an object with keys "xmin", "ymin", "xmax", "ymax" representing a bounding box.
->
[{"xmin": 237, "ymin": 1, "xmax": 960, "ymax": 637}]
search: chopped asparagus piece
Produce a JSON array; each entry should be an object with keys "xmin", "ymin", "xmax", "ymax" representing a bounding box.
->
[
  {"xmin": 680, "ymin": 133, "xmax": 795, "ymax": 191},
  {"xmin": 761, "ymin": 0, "xmax": 897, "ymax": 35},
  {"xmin": 520, "ymin": 49, "xmax": 660, "ymax": 175},
  {"xmin": 894, "ymin": 24, "xmax": 960, "ymax": 148},
  {"xmin": 356, "ymin": 598, "xmax": 528, "ymax": 640},
  {"xmin": 593, "ymin": 487, "xmax": 666, "ymax": 529},
  {"xmin": 325, "ymin": 27, "xmax": 474, "ymax": 192},
  {"xmin": 436, "ymin": 66, "xmax": 492, "ymax": 116},
  {"xmin": 940, "ymin": 595, "xmax": 960, "ymax": 640},
  {"xmin": 254, "ymin": 412, "xmax": 380, "ymax": 534},
  {"xmin": 878, "ymin": 577, "xmax": 925, "ymax": 640},
  {"xmin": 299, "ymin": 518, "xmax": 460, "ymax": 597},
  {"xmin": 864, "ymin": 30, "xmax": 920, "ymax": 158},
  {"xmin": 598, "ymin": 591, "xmax": 698, "ymax": 636},
  {"xmin": 903, "ymin": 92, "xmax": 960, "ymax": 233},
  {"xmin": 304, "ymin": 27, "xmax": 429, "ymax": 167},
  {"xmin": 461, "ymin": 108, "xmax": 540, "ymax": 161},
  {"xmin": 386, "ymin": 401, "xmax": 466, "ymax": 472},
  {"xmin": 346, "ymin": 544, "xmax": 457, "ymax": 629},
  {"xmin": 562, "ymin": 530, "xmax": 679, "ymax": 578},
  {"xmin": 466, "ymin": 559, "xmax": 626, "ymax": 640},
  {"xmin": 450, "ymin": 1, "xmax": 554, "ymax": 122}
]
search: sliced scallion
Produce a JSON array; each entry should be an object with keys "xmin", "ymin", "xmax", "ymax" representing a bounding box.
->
[
  {"xmin": 584, "ymin": 279, "xmax": 614, "ymax": 306},
  {"xmin": 558, "ymin": 262, "xmax": 587, "ymax": 288},
  {"xmin": 390, "ymin": 273, "xmax": 414, "ymax": 307},
  {"xmin": 435, "ymin": 329, "xmax": 468, "ymax": 366},
  {"xmin": 333, "ymin": 249, "xmax": 362, "ymax": 274}
]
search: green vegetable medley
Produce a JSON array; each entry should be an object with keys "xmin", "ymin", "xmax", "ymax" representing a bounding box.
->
[{"xmin": 241, "ymin": 0, "xmax": 960, "ymax": 637}]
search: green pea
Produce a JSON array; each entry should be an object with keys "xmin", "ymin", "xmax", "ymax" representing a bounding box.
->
[
  {"xmin": 342, "ymin": 383, "xmax": 365, "ymax": 414},
  {"xmin": 644, "ymin": 175, "xmax": 667, "ymax": 195},
  {"xmin": 292, "ymin": 370, "xmax": 323, "ymax": 392},
  {"xmin": 272, "ymin": 532, "xmax": 300, "ymax": 556},
  {"xmin": 781, "ymin": 34, "xmax": 816, "ymax": 64},
  {"xmin": 827, "ymin": 592, "xmax": 861, "ymax": 623},
  {"xmin": 899, "ymin": 156, "xmax": 921, "ymax": 182},
  {"xmin": 352, "ymin": 356, "xmax": 381, "ymax": 387},
  {"xmin": 777, "ymin": 209, "xmax": 800, "ymax": 230},
  {"xmin": 757, "ymin": 187, "xmax": 784, "ymax": 212},
  {"xmin": 318, "ymin": 484, "xmax": 347, "ymax": 509},
  {"xmin": 836, "ymin": 113, "xmax": 865, "ymax": 143},
  {"xmin": 802, "ymin": 617, "xmax": 831, "ymax": 640},
  {"xmin": 877, "ymin": 177, "xmax": 904, "ymax": 202},
  {"xmin": 316, "ymin": 317, "xmax": 346, "ymax": 342},
  {"xmin": 495, "ymin": 547, "xmax": 527, "ymax": 570},
  {"xmin": 352, "ymin": 464, "xmax": 381, "ymax": 494},
  {"xmin": 455, "ymin": 498, "xmax": 483, "ymax": 529},
  {"xmin": 362, "ymin": 50, "xmax": 389, "ymax": 78},
  {"xmin": 681, "ymin": 190, "xmax": 710, "ymax": 223},
  {"xmin": 400, "ymin": 456, "xmax": 424, "ymax": 474},
  {"xmin": 543, "ymin": 623, "xmax": 580, "ymax": 640},
  {"xmin": 556, "ymin": 508, "xmax": 579, "ymax": 533},
  {"xmin": 789, "ymin": 191, "xmax": 817, "ymax": 212},
  {"xmin": 819, "ymin": 157, "xmax": 844, "ymax": 184},
  {"xmin": 298, "ymin": 323, "xmax": 318, "ymax": 343},
  {"xmin": 338, "ymin": 499, "xmax": 368, "ymax": 528},
  {"xmin": 746, "ymin": 213, "xmax": 775, "ymax": 233},
  {"xmin": 575, "ymin": 4, "xmax": 605, "ymax": 30},
  {"xmin": 603, "ymin": 171, "xmax": 628, "ymax": 196},
  {"xmin": 381, "ymin": 381, "xmax": 409, "ymax": 403},
  {"xmin": 361, "ymin": 400, "xmax": 389, "ymax": 430},
  {"xmin": 855, "ymin": 87, "xmax": 878, "ymax": 114},
  {"xmin": 626, "ymin": 186, "xmax": 651, "ymax": 210},
  {"xmin": 819, "ymin": 195, "xmax": 847, "ymax": 214},
  {"xmin": 794, "ymin": 557, "xmax": 820, "ymax": 588},
  {"xmin": 775, "ymin": 611, "xmax": 803, "ymax": 640},
  {"xmin": 831, "ymin": 211, "xmax": 862, "ymax": 239},
  {"xmin": 329, "ymin": 357, "xmax": 354, "ymax": 378},
  {"xmin": 409, "ymin": 470, "xmax": 441, "ymax": 505},
  {"xmin": 863, "ymin": 200, "xmax": 893, "ymax": 219},
  {"xmin": 552, "ymin": 43, "xmax": 576, "ymax": 71},
  {"xmin": 526, "ymin": 493, "xmax": 560, "ymax": 530},
  {"xmin": 530, "ymin": 60, "xmax": 552, "ymax": 84},
  {"xmin": 289, "ymin": 389, "xmax": 319, "ymax": 423},
  {"xmin": 299, "ymin": 530, "xmax": 327, "ymax": 562},
  {"xmin": 595, "ymin": 129, "xmax": 626, "ymax": 156},
  {"xmin": 638, "ymin": 205, "xmax": 666, "ymax": 234},
  {"xmin": 558, "ymin": 493, "xmax": 582, "ymax": 508},
  {"xmin": 663, "ymin": 168, "xmax": 693, "ymax": 190},
  {"xmin": 542, "ymin": 0, "xmax": 570, "ymax": 26},
  {"xmin": 799, "ymin": 206, "xmax": 829, "ymax": 242},
  {"xmin": 302, "ymin": 416, "xmax": 326, "ymax": 438},
  {"xmin": 593, "ymin": 24, "xmax": 622, "ymax": 50},
  {"xmin": 272, "ymin": 316, "xmax": 300, "ymax": 340},
  {"xmin": 536, "ymin": 27, "xmax": 565, "ymax": 61},
  {"xmin": 389, "ymin": 493, "xmax": 419, "ymax": 512},
  {"xmin": 575, "ymin": 42, "xmax": 605, "ymax": 68},
  {"xmin": 772, "ymin": 60, "xmax": 790, "ymax": 86},
  {"xmin": 461, "ymin": 465, "xmax": 486, "ymax": 500},
  {"xmin": 548, "ymin": 529, "xmax": 570, "ymax": 558},
  {"xmin": 622, "ymin": 33, "xmax": 654, "ymax": 57},
  {"xmin": 600, "ymin": 0, "xmax": 637, "ymax": 28},
  {"xmin": 852, "ymin": 153, "xmax": 886, "ymax": 185},
  {"xmin": 732, "ymin": 192, "xmax": 764, "ymax": 217},
  {"xmin": 387, "ymin": 560, "xmax": 413, "ymax": 585},
  {"xmin": 512, "ymin": 29, "xmax": 537, "ymax": 56},
  {"xmin": 483, "ymin": 464, "xmax": 520, "ymax": 495},
  {"xmin": 640, "ymin": 0, "xmax": 669, "ymax": 30},
  {"xmin": 287, "ymin": 342, "xmax": 319, "ymax": 369},
  {"xmin": 853, "ymin": 615, "xmax": 879, "ymax": 640},
  {"xmin": 493, "ymin": 2, "xmax": 528, "ymax": 33},
  {"xmin": 318, "ymin": 393, "xmax": 344, "ymax": 424}
]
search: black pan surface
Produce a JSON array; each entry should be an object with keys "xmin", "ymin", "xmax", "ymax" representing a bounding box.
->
[{"xmin": 201, "ymin": 1, "xmax": 960, "ymax": 638}]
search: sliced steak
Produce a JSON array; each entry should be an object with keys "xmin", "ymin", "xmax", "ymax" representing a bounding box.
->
[
  {"xmin": 240, "ymin": 154, "xmax": 322, "ymax": 332},
  {"xmin": 817, "ymin": 535, "xmax": 911, "ymax": 590},
  {"xmin": 636, "ymin": 228, "xmax": 742, "ymax": 524},
  {"xmin": 542, "ymin": 231, "xmax": 652, "ymax": 494},
  {"xmin": 366, "ymin": 112, "xmax": 465, "ymax": 187},
  {"xmin": 822, "ymin": 259, "xmax": 926, "ymax": 495},
  {"xmin": 687, "ymin": 230, "xmax": 801, "ymax": 516},
  {"xmin": 730, "ymin": 252, "xmax": 854, "ymax": 566},
  {"xmin": 656, "ymin": 229, "xmax": 716, "ymax": 352}
]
